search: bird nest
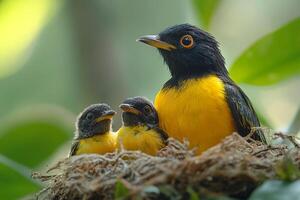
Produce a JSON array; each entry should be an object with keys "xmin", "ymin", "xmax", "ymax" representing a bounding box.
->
[{"xmin": 34, "ymin": 132, "xmax": 300, "ymax": 200}]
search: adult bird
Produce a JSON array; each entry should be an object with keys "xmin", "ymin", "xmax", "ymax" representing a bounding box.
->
[
  {"xmin": 117, "ymin": 97, "xmax": 168, "ymax": 155},
  {"xmin": 137, "ymin": 24, "xmax": 266, "ymax": 154},
  {"xmin": 69, "ymin": 104, "xmax": 117, "ymax": 156}
]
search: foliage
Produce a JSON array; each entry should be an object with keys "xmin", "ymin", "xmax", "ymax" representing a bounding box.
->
[
  {"xmin": 0, "ymin": 159, "xmax": 40, "ymax": 199},
  {"xmin": 229, "ymin": 18, "xmax": 300, "ymax": 86},
  {"xmin": 249, "ymin": 180, "xmax": 300, "ymax": 200},
  {"xmin": 275, "ymin": 156, "xmax": 300, "ymax": 181},
  {"xmin": 192, "ymin": 0, "xmax": 220, "ymax": 29},
  {"xmin": 0, "ymin": 112, "xmax": 72, "ymax": 199},
  {"xmin": 114, "ymin": 180, "xmax": 130, "ymax": 200},
  {"xmin": 0, "ymin": 118, "xmax": 71, "ymax": 168},
  {"xmin": 187, "ymin": 187, "xmax": 200, "ymax": 200}
]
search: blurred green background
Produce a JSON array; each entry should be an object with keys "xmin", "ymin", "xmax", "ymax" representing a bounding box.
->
[{"xmin": 0, "ymin": 0, "xmax": 299, "ymax": 199}]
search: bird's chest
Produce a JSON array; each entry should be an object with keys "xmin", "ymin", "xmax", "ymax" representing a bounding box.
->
[
  {"xmin": 154, "ymin": 75, "xmax": 235, "ymax": 152},
  {"xmin": 117, "ymin": 126, "xmax": 164, "ymax": 155},
  {"xmin": 77, "ymin": 133, "xmax": 116, "ymax": 155}
]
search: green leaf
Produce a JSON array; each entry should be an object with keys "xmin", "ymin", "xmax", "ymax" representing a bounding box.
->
[
  {"xmin": 187, "ymin": 187, "xmax": 200, "ymax": 200},
  {"xmin": 276, "ymin": 156, "xmax": 300, "ymax": 181},
  {"xmin": 249, "ymin": 180, "xmax": 300, "ymax": 200},
  {"xmin": 0, "ymin": 112, "xmax": 72, "ymax": 168},
  {"xmin": 229, "ymin": 18, "xmax": 300, "ymax": 85},
  {"xmin": 192, "ymin": 0, "xmax": 220, "ymax": 28},
  {"xmin": 158, "ymin": 185, "xmax": 181, "ymax": 199},
  {"xmin": 0, "ymin": 155, "xmax": 40, "ymax": 200},
  {"xmin": 114, "ymin": 180, "xmax": 129, "ymax": 200}
]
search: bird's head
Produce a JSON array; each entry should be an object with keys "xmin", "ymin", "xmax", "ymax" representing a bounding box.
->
[
  {"xmin": 119, "ymin": 97, "xmax": 158, "ymax": 128},
  {"xmin": 76, "ymin": 104, "xmax": 116, "ymax": 139},
  {"xmin": 137, "ymin": 24, "xmax": 227, "ymax": 80}
]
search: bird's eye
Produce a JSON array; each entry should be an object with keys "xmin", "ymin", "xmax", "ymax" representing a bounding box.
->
[
  {"xmin": 180, "ymin": 34, "xmax": 194, "ymax": 48},
  {"xmin": 86, "ymin": 113, "xmax": 94, "ymax": 120},
  {"xmin": 143, "ymin": 105, "xmax": 152, "ymax": 114}
]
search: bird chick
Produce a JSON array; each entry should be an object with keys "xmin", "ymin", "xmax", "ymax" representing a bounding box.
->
[
  {"xmin": 117, "ymin": 97, "xmax": 168, "ymax": 155},
  {"xmin": 69, "ymin": 103, "xmax": 117, "ymax": 156}
]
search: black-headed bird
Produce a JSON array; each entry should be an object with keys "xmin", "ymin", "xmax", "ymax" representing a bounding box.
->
[
  {"xmin": 69, "ymin": 104, "xmax": 117, "ymax": 156},
  {"xmin": 117, "ymin": 97, "xmax": 168, "ymax": 155},
  {"xmin": 137, "ymin": 24, "xmax": 266, "ymax": 154}
]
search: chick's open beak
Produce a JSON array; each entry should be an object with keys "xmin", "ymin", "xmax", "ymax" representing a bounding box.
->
[
  {"xmin": 137, "ymin": 35, "xmax": 176, "ymax": 51},
  {"xmin": 119, "ymin": 104, "xmax": 141, "ymax": 115},
  {"xmin": 95, "ymin": 110, "xmax": 116, "ymax": 122}
]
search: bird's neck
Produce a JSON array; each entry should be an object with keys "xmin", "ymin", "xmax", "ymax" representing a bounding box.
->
[
  {"xmin": 164, "ymin": 64, "xmax": 229, "ymax": 89},
  {"xmin": 122, "ymin": 113, "xmax": 145, "ymax": 127},
  {"xmin": 77, "ymin": 125, "xmax": 111, "ymax": 140}
]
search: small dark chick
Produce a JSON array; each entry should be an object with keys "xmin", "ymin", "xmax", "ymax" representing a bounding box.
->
[
  {"xmin": 69, "ymin": 104, "xmax": 117, "ymax": 156},
  {"xmin": 117, "ymin": 97, "xmax": 168, "ymax": 155}
]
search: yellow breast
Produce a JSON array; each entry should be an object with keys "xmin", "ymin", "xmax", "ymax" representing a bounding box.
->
[
  {"xmin": 154, "ymin": 75, "xmax": 235, "ymax": 154},
  {"xmin": 76, "ymin": 132, "xmax": 117, "ymax": 155},
  {"xmin": 117, "ymin": 126, "xmax": 165, "ymax": 156}
]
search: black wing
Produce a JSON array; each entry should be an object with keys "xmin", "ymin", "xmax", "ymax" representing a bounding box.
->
[
  {"xmin": 153, "ymin": 127, "xmax": 169, "ymax": 145},
  {"xmin": 222, "ymin": 78, "xmax": 266, "ymax": 143},
  {"xmin": 69, "ymin": 140, "xmax": 80, "ymax": 157}
]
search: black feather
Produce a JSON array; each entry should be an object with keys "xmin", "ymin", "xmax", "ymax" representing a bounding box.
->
[
  {"xmin": 69, "ymin": 140, "xmax": 79, "ymax": 157},
  {"xmin": 220, "ymin": 76, "xmax": 266, "ymax": 143}
]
